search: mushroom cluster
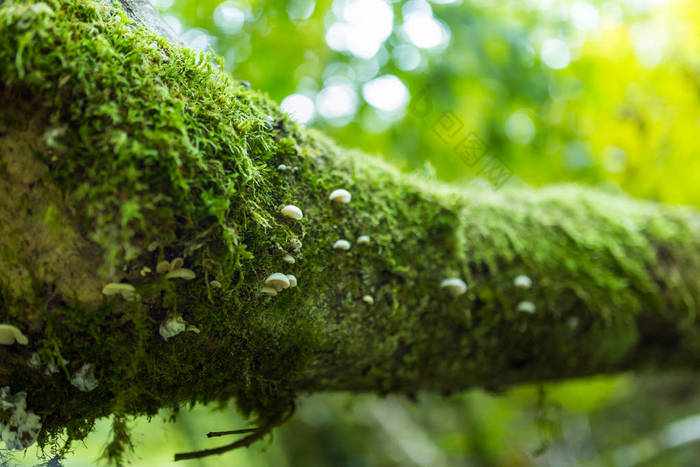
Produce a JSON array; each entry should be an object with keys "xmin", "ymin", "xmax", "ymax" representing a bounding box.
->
[
  {"xmin": 157, "ymin": 257, "xmax": 196, "ymax": 280},
  {"xmin": 0, "ymin": 387, "xmax": 42, "ymax": 450},
  {"xmin": 262, "ymin": 273, "xmax": 298, "ymax": 296}
]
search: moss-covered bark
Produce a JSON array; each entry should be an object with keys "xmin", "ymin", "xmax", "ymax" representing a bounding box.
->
[{"xmin": 0, "ymin": 0, "xmax": 698, "ymax": 461}]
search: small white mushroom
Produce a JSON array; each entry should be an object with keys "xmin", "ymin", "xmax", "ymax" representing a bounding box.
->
[
  {"xmin": 261, "ymin": 286, "xmax": 278, "ymax": 296},
  {"xmin": 159, "ymin": 316, "xmax": 186, "ymax": 341},
  {"xmin": 440, "ymin": 278, "xmax": 468, "ymax": 297},
  {"xmin": 156, "ymin": 260, "xmax": 171, "ymax": 274},
  {"xmin": 290, "ymin": 238, "xmax": 302, "ymax": 251},
  {"xmin": 70, "ymin": 363, "xmax": 98, "ymax": 392},
  {"xmin": 0, "ymin": 325, "xmax": 28, "ymax": 346},
  {"xmin": 281, "ymin": 205, "xmax": 303, "ymax": 220},
  {"xmin": 265, "ymin": 273, "xmax": 290, "ymax": 291},
  {"xmin": 517, "ymin": 301, "xmax": 536, "ymax": 313},
  {"xmin": 286, "ymin": 274, "xmax": 297, "ymax": 288},
  {"xmin": 210, "ymin": 280, "xmax": 222, "ymax": 288},
  {"xmin": 329, "ymin": 188, "xmax": 352, "ymax": 203},
  {"xmin": 277, "ymin": 164, "xmax": 287, "ymax": 171},
  {"xmin": 165, "ymin": 268, "xmax": 196, "ymax": 280},
  {"xmin": 362, "ymin": 295, "xmax": 374, "ymax": 305},
  {"xmin": 282, "ymin": 254, "xmax": 296, "ymax": 264},
  {"xmin": 513, "ymin": 275, "xmax": 532, "ymax": 289},
  {"xmin": 356, "ymin": 235, "xmax": 370, "ymax": 245},
  {"xmin": 333, "ymin": 239, "xmax": 351, "ymax": 251},
  {"xmin": 101, "ymin": 283, "xmax": 137, "ymax": 300}
]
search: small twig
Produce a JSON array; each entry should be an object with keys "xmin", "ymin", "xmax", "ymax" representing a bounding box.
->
[
  {"xmin": 173, "ymin": 402, "xmax": 295, "ymax": 461},
  {"xmin": 206, "ymin": 428, "xmax": 258, "ymax": 438}
]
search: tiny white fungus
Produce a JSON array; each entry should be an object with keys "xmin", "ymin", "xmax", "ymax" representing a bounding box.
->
[
  {"xmin": 159, "ymin": 316, "xmax": 187, "ymax": 341},
  {"xmin": 165, "ymin": 268, "xmax": 196, "ymax": 280},
  {"xmin": 286, "ymin": 274, "xmax": 297, "ymax": 287},
  {"xmin": 329, "ymin": 188, "xmax": 352, "ymax": 203},
  {"xmin": 281, "ymin": 205, "xmax": 303, "ymax": 220},
  {"xmin": 210, "ymin": 280, "xmax": 222, "ymax": 288},
  {"xmin": 362, "ymin": 295, "xmax": 374, "ymax": 305},
  {"xmin": 156, "ymin": 260, "xmax": 170, "ymax": 274},
  {"xmin": 70, "ymin": 363, "xmax": 98, "ymax": 392},
  {"xmin": 440, "ymin": 278, "xmax": 468, "ymax": 297},
  {"xmin": 356, "ymin": 235, "xmax": 370, "ymax": 245},
  {"xmin": 517, "ymin": 301, "xmax": 536, "ymax": 313},
  {"xmin": 333, "ymin": 239, "xmax": 351, "ymax": 250},
  {"xmin": 277, "ymin": 164, "xmax": 287, "ymax": 170},
  {"xmin": 261, "ymin": 286, "xmax": 278, "ymax": 296},
  {"xmin": 514, "ymin": 275, "xmax": 532, "ymax": 289},
  {"xmin": 290, "ymin": 238, "xmax": 302, "ymax": 250},
  {"xmin": 0, "ymin": 325, "xmax": 28, "ymax": 346},
  {"xmin": 265, "ymin": 273, "xmax": 290, "ymax": 291},
  {"xmin": 283, "ymin": 254, "xmax": 296, "ymax": 264}
]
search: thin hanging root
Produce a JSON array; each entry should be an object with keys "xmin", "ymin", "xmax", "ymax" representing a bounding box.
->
[{"xmin": 173, "ymin": 403, "xmax": 295, "ymax": 461}]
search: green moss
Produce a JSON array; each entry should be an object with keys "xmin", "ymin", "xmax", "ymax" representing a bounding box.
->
[{"xmin": 0, "ymin": 0, "xmax": 698, "ymax": 464}]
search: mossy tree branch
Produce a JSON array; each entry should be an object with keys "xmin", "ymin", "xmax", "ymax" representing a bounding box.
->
[{"xmin": 0, "ymin": 0, "xmax": 698, "ymax": 461}]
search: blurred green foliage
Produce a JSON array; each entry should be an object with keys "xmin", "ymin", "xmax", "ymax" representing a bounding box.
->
[{"xmin": 9, "ymin": 0, "xmax": 700, "ymax": 465}]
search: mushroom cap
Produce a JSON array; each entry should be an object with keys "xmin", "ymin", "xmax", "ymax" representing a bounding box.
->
[
  {"xmin": 362, "ymin": 295, "xmax": 374, "ymax": 305},
  {"xmin": 440, "ymin": 278, "xmax": 468, "ymax": 297},
  {"xmin": 282, "ymin": 254, "xmax": 296, "ymax": 264},
  {"xmin": 265, "ymin": 273, "xmax": 290, "ymax": 290},
  {"xmin": 513, "ymin": 275, "xmax": 532, "ymax": 289},
  {"xmin": 261, "ymin": 286, "xmax": 278, "ymax": 296},
  {"xmin": 165, "ymin": 268, "xmax": 196, "ymax": 280},
  {"xmin": 101, "ymin": 283, "xmax": 136, "ymax": 296},
  {"xmin": 329, "ymin": 188, "xmax": 352, "ymax": 203},
  {"xmin": 517, "ymin": 301, "xmax": 536, "ymax": 313},
  {"xmin": 286, "ymin": 274, "xmax": 297, "ymax": 288},
  {"xmin": 281, "ymin": 205, "xmax": 303, "ymax": 220},
  {"xmin": 156, "ymin": 260, "xmax": 171, "ymax": 274},
  {"xmin": 356, "ymin": 235, "xmax": 370, "ymax": 244},
  {"xmin": 210, "ymin": 280, "xmax": 223, "ymax": 288},
  {"xmin": 333, "ymin": 239, "xmax": 351, "ymax": 250},
  {"xmin": 0, "ymin": 325, "xmax": 28, "ymax": 345}
]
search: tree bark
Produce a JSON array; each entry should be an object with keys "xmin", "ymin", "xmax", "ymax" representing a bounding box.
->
[{"xmin": 0, "ymin": 0, "xmax": 699, "ymax": 460}]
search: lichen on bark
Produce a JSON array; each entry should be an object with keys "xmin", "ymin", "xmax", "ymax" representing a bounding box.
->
[{"xmin": 0, "ymin": 0, "xmax": 698, "ymax": 463}]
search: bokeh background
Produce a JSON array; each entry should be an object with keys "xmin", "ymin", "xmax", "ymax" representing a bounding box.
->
[{"xmin": 7, "ymin": 0, "xmax": 700, "ymax": 465}]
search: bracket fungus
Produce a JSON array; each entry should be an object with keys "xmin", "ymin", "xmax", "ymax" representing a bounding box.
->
[
  {"xmin": 0, "ymin": 324, "xmax": 28, "ymax": 346},
  {"xmin": 101, "ymin": 283, "xmax": 137, "ymax": 301},
  {"xmin": 333, "ymin": 239, "xmax": 351, "ymax": 251},
  {"xmin": 329, "ymin": 188, "xmax": 352, "ymax": 203},
  {"xmin": 286, "ymin": 274, "xmax": 297, "ymax": 288},
  {"xmin": 440, "ymin": 278, "xmax": 468, "ymax": 297},
  {"xmin": 261, "ymin": 286, "xmax": 278, "ymax": 296},
  {"xmin": 281, "ymin": 205, "xmax": 303, "ymax": 220},
  {"xmin": 514, "ymin": 275, "xmax": 533, "ymax": 289}
]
